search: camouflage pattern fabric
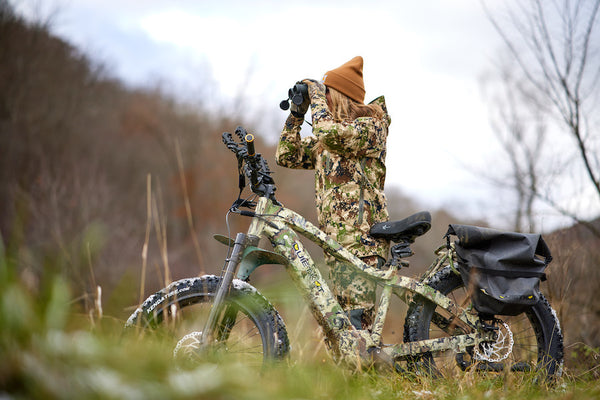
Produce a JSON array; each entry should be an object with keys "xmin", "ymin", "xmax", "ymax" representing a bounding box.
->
[
  {"xmin": 326, "ymin": 254, "xmax": 384, "ymax": 328},
  {"xmin": 275, "ymin": 80, "xmax": 391, "ymax": 321}
]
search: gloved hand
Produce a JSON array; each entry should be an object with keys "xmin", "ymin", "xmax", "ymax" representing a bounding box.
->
[
  {"xmin": 290, "ymin": 102, "xmax": 309, "ymax": 118},
  {"xmin": 302, "ymin": 79, "xmax": 326, "ymax": 95},
  {"xmin": 290, "ymin": 82, "xmax": 310, "ymax": 118}
]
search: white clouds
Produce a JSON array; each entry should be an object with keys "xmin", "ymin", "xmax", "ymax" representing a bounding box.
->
[{"xmin": 13, "ymin": 0, "xmax": 511, "ymax": 220}]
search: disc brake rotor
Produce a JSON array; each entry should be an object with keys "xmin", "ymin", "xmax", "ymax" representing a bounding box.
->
[
  {"xmin": 173, "ymin": 331, "xmax": 204, "ymax": 358},
  {"xmin": 474, "ymin": 320, "xmax": 514, "ymax": 363}
]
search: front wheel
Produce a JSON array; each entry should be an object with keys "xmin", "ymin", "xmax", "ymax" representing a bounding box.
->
[
  {"xmin": 126, "ymin": 275, "xmax": 290, "ymax": 365},
  {"xmin": 403, "ymin": 266, "xmax": 563, "ymax": 379}
]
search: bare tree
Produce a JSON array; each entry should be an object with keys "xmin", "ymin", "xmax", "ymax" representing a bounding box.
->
[
  {"xmin": 482, "ymin": 0, "xmax": 600, "ymax": 236},
  {"xmin": 481, "ymin": 57, "xmax": 548, "ymax": 232}
]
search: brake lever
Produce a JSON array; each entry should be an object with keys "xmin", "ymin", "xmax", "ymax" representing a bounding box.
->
[
  {"xmin": 235, "ymin": 126, "xmax": 247, "ymax": 142},
  {"xmin": 229, "ymin": 198, "xmax": 258, "ymax": 218},
  {"xmin": 231, "ymin": 198, "xmax": 256, "ymax": 210},
  {"xmin": 222, "ymin": 132, "xmax": 247, "ymax": 159}
]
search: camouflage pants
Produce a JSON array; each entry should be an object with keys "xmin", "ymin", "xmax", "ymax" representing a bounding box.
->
[{"xmin": 327, "ymin": 254, "xmax": 385, "ymax": 330}]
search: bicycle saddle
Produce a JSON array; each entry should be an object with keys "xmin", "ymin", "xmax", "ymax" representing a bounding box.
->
[{"xmin": 370, "ymin": 211, "xmax": 432, "ymax": 243}]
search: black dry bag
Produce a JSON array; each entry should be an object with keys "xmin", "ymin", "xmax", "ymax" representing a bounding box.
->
[{"xmin": 446, "ymin": 224, "xmax": 552, "ymax": 316}]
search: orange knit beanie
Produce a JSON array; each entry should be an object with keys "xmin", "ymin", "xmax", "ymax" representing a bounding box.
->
[{"xmin": 322, "ymin": 56, "xmax": 365, "ymax": 104}]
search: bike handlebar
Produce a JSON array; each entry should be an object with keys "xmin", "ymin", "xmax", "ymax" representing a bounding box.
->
[
  {"xmin": 222, "ymin": 127, "xmax": 279, "ymax": 205},
  {"xmin": 245, "ymin": 133, "xmax": 255, "ymax": 157}
]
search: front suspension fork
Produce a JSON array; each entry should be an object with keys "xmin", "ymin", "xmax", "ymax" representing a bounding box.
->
[{"xmin": 201, "ymin": 232, "xmax": 248, "ymax": 344}]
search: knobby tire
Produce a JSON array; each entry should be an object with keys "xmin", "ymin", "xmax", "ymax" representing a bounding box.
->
[
  {"xmin": 403, "ymin": 266, "xmax": 563, "ymax": 380},
  {"xmin": 126, "ymin": 275, "xmax": 289, "ymax": 364}
]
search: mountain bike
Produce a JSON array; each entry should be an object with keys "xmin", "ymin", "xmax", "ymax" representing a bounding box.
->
[{"xmin": 126, "ymin": 126, "xmax": 563, "ymax": 379}]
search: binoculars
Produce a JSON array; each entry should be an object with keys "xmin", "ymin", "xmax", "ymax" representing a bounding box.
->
[{"xmin": 279, "ymin": 82, "xmax": 309, "ymax": 111}]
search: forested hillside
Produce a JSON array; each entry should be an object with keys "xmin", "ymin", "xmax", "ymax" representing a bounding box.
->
[
  {"xmin": 0, "ymin": 5, "xmax": 457, "ymax": 304},
  {"xmin": 0, "ymin": 5, "xmax": 282, "ymax": 304},
  {"xmin": 1, "ymin": 4, "xmax": 598, "ymax": 377}
]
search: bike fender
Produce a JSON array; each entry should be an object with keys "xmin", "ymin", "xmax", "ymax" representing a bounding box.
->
[
  {"xmin": 213, "ymin": 234, "xmax": 288, "ymax": 280},
  {"xmin": 238, "ymin": 247, "xmax": 289, "ymax": 280}
]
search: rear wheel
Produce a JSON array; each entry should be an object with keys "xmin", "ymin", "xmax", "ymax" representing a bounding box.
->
[
  {"xmin": 126, "ymin": 275, "xmax": 289, "ymax": 365},
  {"xmin": 404, "ymin": 266, "xmax": 563, "ymax": 379}
]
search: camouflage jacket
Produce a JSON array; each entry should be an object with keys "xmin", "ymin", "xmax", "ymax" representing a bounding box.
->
[{"xmin": 275, "ymin": 82, "xmax": 391, "ymax": 260}]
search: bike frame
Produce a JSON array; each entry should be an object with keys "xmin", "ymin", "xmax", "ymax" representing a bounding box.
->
[{"xmin": 207, "ymin": 195, "xmax": 494, "ymax": 367}]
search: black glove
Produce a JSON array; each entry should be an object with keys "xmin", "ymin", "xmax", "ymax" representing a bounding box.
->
[
  {"xmin": 289, "ymin": 82, "xmax": 310, "ymax": 118},
  {"xmin": 290, "ymin": 102, "xmax": 309, "ymax": 118}
]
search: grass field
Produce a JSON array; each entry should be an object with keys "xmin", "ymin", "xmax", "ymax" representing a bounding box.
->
[{"xmin": 1, "ymin": 250, "xmax": 599, "ymax": 399}]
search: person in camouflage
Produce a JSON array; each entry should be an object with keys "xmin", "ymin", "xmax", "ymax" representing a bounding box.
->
[{"xmin": 275, "ymin": 56, "xmax": 391, "ymax": 330}]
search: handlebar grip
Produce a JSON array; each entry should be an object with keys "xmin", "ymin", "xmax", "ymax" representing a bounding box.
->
[{"xmin": 245, "ymin": 133, "xmax": 255, "ymax": 157}]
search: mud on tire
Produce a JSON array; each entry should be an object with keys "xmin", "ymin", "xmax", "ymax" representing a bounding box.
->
[{"xmin": 127, "ymin": 275, "xmax": 290, "ymax": 363}]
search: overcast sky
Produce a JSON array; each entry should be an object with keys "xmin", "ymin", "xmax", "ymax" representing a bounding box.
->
[{"xmin": 15, "ymin": 0, "xmax": 533, "ymax": 225}]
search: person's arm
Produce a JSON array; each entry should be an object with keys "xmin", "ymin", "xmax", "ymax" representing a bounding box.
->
[{"xmin": 275, "ymin": 114, "xmax": 317, "ymax": 170}]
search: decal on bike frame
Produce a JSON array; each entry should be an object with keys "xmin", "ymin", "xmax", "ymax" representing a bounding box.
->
[{"xmin": 293, "ymin": 242, "xmax": 323, "ymax": 290}]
